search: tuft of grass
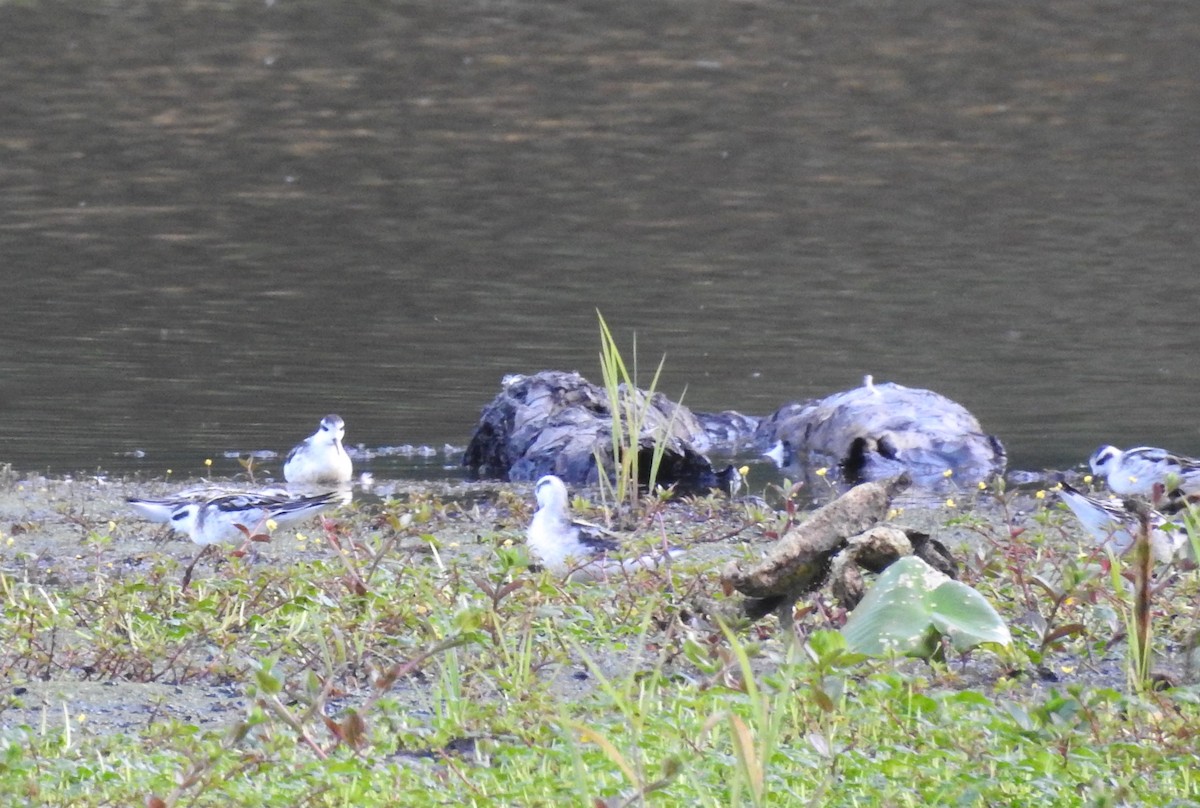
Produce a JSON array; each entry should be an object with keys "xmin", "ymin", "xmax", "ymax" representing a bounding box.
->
[{"xmin": 595, "ymin": 310, "xmax": 682, "ymax": 520}]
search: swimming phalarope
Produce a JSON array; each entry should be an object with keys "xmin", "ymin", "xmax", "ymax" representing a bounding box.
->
[
  {"xmin": 526, "ymin": 475, "xmax": 681, "ymax": 580},
  {"xmin": 1089, "ymin": 445, "xmax": 1200, "ymax": 498},
  {"xmin": 283, "ymin": 414, "xmax": 353, "ymax": 486},
  {"xmin": 128, "ymin": 490, "xmax": 341, "ymax": 546},
  {"xmin": 1057, "ymin": 482, "xmax": 1188, "ymax": 562}
]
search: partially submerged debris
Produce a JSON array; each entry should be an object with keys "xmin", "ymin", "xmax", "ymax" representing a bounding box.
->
[
  {"xmin": 462, "ymin": 370, "xmax": 745, "ymax": 494},
  {"xmin": 756, "ymin": 377, "xmax": 1006, "ymax": 488}
]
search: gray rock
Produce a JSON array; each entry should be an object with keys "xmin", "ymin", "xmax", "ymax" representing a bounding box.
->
[
  {"xmin": 463, "ymin": 370, "xmax": 742, "ymax": 494},
  {"xmin": 756, "ymin": 377, "xmax": 1005, "ymax": 487}
]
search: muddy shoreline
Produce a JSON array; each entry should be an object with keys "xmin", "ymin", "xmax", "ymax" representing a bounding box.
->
[{"xmin": 0, "ymin": 468, "xmax": 1174, "ymax": 743}]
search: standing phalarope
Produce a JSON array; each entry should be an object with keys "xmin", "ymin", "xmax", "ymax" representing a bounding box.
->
[
  {"xmin": 129, "ymin": 490, "xmax": 341, "ymax": 546},
  {"xmin": 284, "ymin": 414, "xmax": 353, "ymax": 486},
  {"xmin": 526, "ymin": 475, "xmax": 681, "ymax": 580},
  {"xmin": 1057, "ymin": 482, "xmax": 1188, "ymax": 562},
  {"xmin": 1089, "ymin": 445, "xmax": 1200, "ymax": 497},
  {"xmin": 126, "ymin": 485, "xmax": 290, "ymax": 524}
]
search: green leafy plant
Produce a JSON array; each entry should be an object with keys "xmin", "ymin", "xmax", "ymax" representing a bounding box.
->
[{"xmin": 842, "ymin": 556, "xmax": 1012, "ymax": 659}]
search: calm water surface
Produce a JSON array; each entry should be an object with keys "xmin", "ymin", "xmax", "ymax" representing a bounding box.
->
[{"xmin": 1, "ymin": 0, "xmax": 1198, "ymax": 480}]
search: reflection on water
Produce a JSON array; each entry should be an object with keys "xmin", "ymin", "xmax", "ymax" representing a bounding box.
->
[{"xmin": 1, "ymin": 0, "xmax": 1198, "ymax": 479}]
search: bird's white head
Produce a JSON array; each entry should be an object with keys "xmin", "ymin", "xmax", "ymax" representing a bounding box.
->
[
  {"xmin": 318, "ymin": 414, "xmax": 346, "ymax": 444},
  {"xmin": 1089, "ymin": 445, "xmax": 1120, "ymax": 477},
  {"xmin": 169, "ymin": 503, "xmax": 201, "ymax": 535},
  {"xmin": 534, "ymin": 475, "xmax": 570, "ymax": 513}
]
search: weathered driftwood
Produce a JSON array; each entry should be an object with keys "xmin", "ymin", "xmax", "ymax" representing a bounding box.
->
[
  {"xmin": 828, "ymin": 526, "xmax": 958, "ymax": 609},
  {"xmin": 721, "ymin": 474, "xmax": 911, "ymax": 599},
  {"xmin": 698, "ymin": 474, "xmax": 963, "ymax": 629}
]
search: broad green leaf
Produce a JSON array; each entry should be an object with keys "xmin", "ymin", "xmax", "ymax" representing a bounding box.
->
[
  {"xmin": 842, "ymin": 555, "xmax": 1011, "ymax": 658},
  {"xmin": 929, "ymin": 579, "xmax": 1012, "ymax": 651}
]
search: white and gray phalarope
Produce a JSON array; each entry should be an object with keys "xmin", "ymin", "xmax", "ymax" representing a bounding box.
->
[
  {"xmin": 283, "ymin": 414, "xmax": 353, "ymax": 486},
  {"xmin": 1057, "ymin": 482, "xmax": 1188, "ymax": 562},
  {"xmin": 526, "ymin": 475, "xmax": 681, "ymax": 580},
  {"xmin": 128, "ymin": 489, "xmax": 341, "ymax": 546},
  {"xmin": 1088, "ymin": 444, "xmax": 1200, "ymax": 498}
]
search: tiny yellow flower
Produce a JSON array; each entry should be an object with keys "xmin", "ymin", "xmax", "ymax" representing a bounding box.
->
[
  {"xmin": 501, "ymin": 539, "xmax": 512, "ymax": 547},
  {"xmin": 205, "ymin": 458, "xmax": 213, "ymax": 468},
  {"xmin": 1050, "ymin": 482, "xmax": 1063, "ymax": 492},
  {"xmin": 977, "ymin": 481, "xmax": 987, "ymax": 490},
  {"xmin": 166, "ymin": 469, "xmax": 173, "ymax": 475},
  {"xmin": 5, "ymin": 537, "xmax": 12, "ymax": 547},
  {"xmin": 944, "ymin": 498, "xmax": 957, "ymax": 509},
  {"xmin": 265, "ymin": 519, "xmax": 278, "ymax": 531},
  {"xmin": 449, "ymin": 541, "xmax": 460, "ymax": 548},
  {"xmin": 1035, "ymin": 490, "xmax": 1046, "ymax": 500},
  {"xmin": 1083, "ymin": 474, "xmax": 1092, "ymax": 484},
  {"xmin": 107, "ymin": 520, "xmax": 116, "ymax": 533},
  {"xmin": 815, "ymin": 468, "xmax": 828, "ymax": 478},
  {"xmin": 295, "ymin": 532, "xmax": 307, "ymax": 543},
  {"xmin": 738, "ymin": 465, "xmax": 750, "ymax": 477},
  {"xmin": 76, "ymin": 713, "xmax": 87, "ymax": 724},
  {"xmin": 942, "ymin": 469, "xmax": 953, "ymax": 478}
]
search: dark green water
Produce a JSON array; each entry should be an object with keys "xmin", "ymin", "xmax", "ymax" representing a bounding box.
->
[{"xmin": 1, "ymin": 0, "xmax": 1197, "ymax": 478}]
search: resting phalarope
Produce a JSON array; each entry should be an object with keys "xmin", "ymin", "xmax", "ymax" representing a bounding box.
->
[
  {"xmin": 1088, "ymin": 445, "xmax": 1200, "ymax": 498},
  {"xmin": 762, "ymin": 439, "xmax": 795, "ymax": 469},
  {"xmin": 129, "ymin": 490, "xmax": 341, "ymax": 546},
  {"xmin": 284, "ymin": 414, "xmax": 353, "ymax": 486},
  {"xmin": 526, "ymin": 475, "xmax": 681, "ymax": 580},
  {"xmin": 1057, "ymin": 482, "xmax": 1188, "ymax": 562}
]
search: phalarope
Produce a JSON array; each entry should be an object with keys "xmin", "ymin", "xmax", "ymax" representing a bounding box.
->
[
  {"xmin": 526, "ymin": 475, "xmax": 681, "ymax": 580},
  {"xmin": 284, "ymin": 414, "xmax": 353, "ymax": 486},
  {"xmin": 1088, "ymin": 445, "xmax": 1200, "ymax": 498},
  {"xmin": 763, "ymin": 439, "xmax": 795, "ymax": 469},
  {"xmin": 1057, "ymin": 482, "xmax": 1188, "ymax": 562},
  {"xmin": 127, "ymin": 485, "xmax": 290, "ymax": 524},
  {"xmin": 129, "ymin": 490, "xmax": 341, "ymax": 546}
]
